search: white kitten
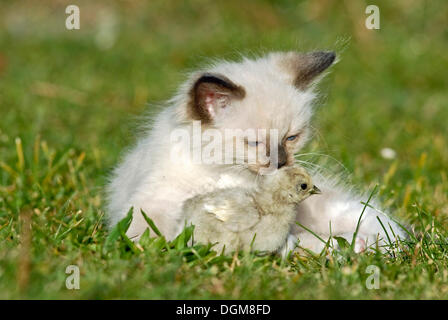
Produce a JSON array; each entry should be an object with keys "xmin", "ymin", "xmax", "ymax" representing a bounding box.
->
[{"xmin": 106, "ymin": 51, "xmax": 407, "ymax": 253}]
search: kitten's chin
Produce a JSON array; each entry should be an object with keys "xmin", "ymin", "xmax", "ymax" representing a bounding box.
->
[{"xmin": 247, "ymin": 163, "xmax": 279, "ymax": 176}]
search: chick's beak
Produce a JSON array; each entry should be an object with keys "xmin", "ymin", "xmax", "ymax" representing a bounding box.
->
[{"xmin": 310, "ymin": 185, "xmax": 321, "ymax": 195}]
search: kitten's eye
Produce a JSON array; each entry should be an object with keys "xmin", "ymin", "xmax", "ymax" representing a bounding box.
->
[
  {"xmin": 247, "ymin": 141, "xmax": 261, "ymax": 147},
  {"xmin": 286, "ymin": 135, "xmax": 298, "ymax": 141}
]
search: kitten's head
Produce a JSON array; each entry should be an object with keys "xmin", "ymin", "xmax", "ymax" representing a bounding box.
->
[{"xmin": 181, "ymin": 51, "xmax": 336, "ymax": 174}]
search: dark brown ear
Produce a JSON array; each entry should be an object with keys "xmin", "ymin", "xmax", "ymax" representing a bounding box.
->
[
  {"xmin": 279, "ymin": 51, "xmax": 336, "ymax": 90},
  {"xmin": 188, "ymin": 73, "xmax": 245, "ymax": 123}
]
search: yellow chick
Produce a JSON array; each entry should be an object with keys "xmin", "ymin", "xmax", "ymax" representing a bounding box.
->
[{"xmin": 183, "ymin": 165, "xmax": 320, "ymax": 255}]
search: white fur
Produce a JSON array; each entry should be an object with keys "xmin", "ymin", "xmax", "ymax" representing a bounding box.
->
[{"xmin": 106, "ymin": 52, "xmax": 407, "ymax": 252}]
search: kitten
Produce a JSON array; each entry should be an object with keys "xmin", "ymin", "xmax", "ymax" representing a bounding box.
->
[{"xmin": 106, "ymin": 51, "xmax": 407, "ymax": 253}]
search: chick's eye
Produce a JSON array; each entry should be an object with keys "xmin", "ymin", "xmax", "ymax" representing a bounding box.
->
[
  {"xmin": 300, "ymin": 183, "xmax": 308, "ymax": 190},
  {"xmin": 286, "ymin": 135, "xmax": 298, "ymax": 141}
]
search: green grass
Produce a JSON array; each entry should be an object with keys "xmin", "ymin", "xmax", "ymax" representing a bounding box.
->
[{"xmin": 1, "ymin": 0, "xmax": 448, "ymax": 299}]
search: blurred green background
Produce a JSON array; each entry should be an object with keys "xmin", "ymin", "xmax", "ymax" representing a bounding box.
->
[{"xmin": 0, "ymin": 0, "xmax": 447, "ymax": 299}]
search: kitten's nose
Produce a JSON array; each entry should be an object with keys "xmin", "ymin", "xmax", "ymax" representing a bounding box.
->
[
  {"xmin": 277, "ymin": 145, "xmax": 287, "ymax": 169},
  {"xmin": 277, "ymin": 159, "xmax": 287, "ymax": 168}
]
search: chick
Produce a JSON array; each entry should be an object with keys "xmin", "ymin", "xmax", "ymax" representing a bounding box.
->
[{"xmin": 183, "ymin": 165, "xmax": 320, "ymax": 254}]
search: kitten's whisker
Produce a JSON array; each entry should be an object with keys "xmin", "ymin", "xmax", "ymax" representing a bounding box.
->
[
  {"xmin": 223, "ymin": 163, "xmax": 247, "ymax": 175},
  {"xmin": 295, "ymin": 152, "xmax": 350, "ymax": 174},
  {"xmin": 295, "ymin": 159, "xmax": 324, "ymax": 171},
  {"xmin": 294, "ymin": 159, "xmax": 334, "ymax": 180}
]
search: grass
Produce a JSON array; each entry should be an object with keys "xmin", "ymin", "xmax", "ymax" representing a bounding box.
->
[{"xmin": 1, "ymin": 0, "xmax": 448, "ymax": 299}]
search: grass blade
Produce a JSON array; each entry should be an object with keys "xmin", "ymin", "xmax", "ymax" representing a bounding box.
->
[{"xmin": 141, "ymin": 209, "xmax": 162, "ymax": 237}]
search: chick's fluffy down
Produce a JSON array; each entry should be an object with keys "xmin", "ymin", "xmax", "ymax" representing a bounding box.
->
[{"xmin": 183, "ymin": 166, "xmax": 316, "ymax": 254}]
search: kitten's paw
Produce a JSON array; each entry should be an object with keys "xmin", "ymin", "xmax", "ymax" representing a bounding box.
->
[
  {"xmin": 334, "ymin": 233, "xmax": 369, "ymax": 253},
  {"xmin": 278, "ymin": 234, "xmax": 298, "ymax": 258},
  {"xmin": 352, "ymin": 237, "xmax": 367, "ymax": 253}
]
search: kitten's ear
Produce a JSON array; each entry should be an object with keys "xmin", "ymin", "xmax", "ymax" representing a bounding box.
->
[
  {"xmin": 277, "ymin": 51, "xmax": 336, "ymax": 90},
  {"xmin": 188, "ymin": 73, "xmax": 245, "ymax": 123}
]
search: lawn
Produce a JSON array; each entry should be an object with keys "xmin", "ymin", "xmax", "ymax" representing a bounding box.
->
[{"xmin": 0, "ymin": 0, "xmax": 447, "ymax": 299}]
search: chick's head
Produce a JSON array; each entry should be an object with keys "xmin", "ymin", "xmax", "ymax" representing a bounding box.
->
[{"xmin": 262, "ymin": 165, "xmax": 321, "ymax": 204}]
